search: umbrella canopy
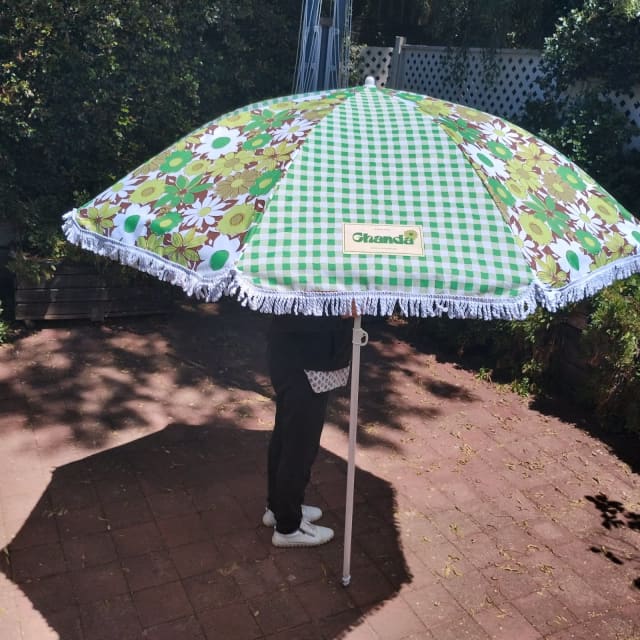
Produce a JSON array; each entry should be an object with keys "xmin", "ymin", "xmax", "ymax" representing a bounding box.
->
[
  {"xmin": 62, "ymin": 78, "xmax": 640, "ymax": 586},
  {"xmin": 62, "ymin": 78, "xmax": 640, "ymax": 320}
]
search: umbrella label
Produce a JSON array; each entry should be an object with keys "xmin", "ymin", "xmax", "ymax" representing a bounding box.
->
[{"xmin": 343, "ymin": 223, "xmax": 424, "ymax": 256}]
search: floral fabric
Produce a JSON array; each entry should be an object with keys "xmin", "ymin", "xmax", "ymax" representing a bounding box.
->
[
  {"xmin": 63, "ymin": 83, "xmax": 640, "ymax": 320},
  {"xmin": 406, "ymin": 93, "xmax": 639, "ymax": 288}
]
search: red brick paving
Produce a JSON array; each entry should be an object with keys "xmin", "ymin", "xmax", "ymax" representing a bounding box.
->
[{"xmin": 1, "ymin": 301, "xmax": 639, "ymax": 639}]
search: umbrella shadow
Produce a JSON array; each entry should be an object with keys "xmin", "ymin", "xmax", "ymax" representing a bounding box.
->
[
  {"xmin": 0, "ymin": 422, "xmax": 410, "ymax": 639},
  {"xmin": 160, "ymin": 298, "xmax": 273, "ymax": 397},
  {"xmin": 2, "ymin": 299, "xmax": 480, "ymax": 464},
  {"xmin": 324, "ymin": 317, "xmax": 479, "ymax": 452},
  {"xmin": 0, "ymin": 297, "xmax": 277, "ymax": 457},
  {"xmin": 163, "ymin": 303, "xmax": 470, "ymax": 454}
]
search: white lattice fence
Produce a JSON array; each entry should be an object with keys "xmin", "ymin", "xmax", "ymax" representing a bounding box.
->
[
  {"xmin": 400, "ymin": 46, "xmax": 544, "ymax": 119},
  {"xmin": 357, "ymin": 44, "xmax": 544, "ymax": 119},
  {"xmin": 357, "ymin": 43, "xmax": 640, "ymax": 149},
  {"xmin": 357, "ymin": 46, "xmax": 394, "ymax": 88},
  {"xmin": 611, "ymin": 89, "xmax": 640, "ymax": 135}
]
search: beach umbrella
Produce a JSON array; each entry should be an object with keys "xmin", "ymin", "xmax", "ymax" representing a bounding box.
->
[{"xmin": 62, "ymin": 77, "xmax": 640, "ymax": 585}]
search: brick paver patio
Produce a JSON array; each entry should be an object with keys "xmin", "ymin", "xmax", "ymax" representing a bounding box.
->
[{"xmin": 0, "ymin": 301, "xmax": 638, "ymax": 639}]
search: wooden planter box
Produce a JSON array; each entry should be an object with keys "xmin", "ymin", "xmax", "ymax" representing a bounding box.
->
[{"xmin": 15, "ymin": 261, "xmax": 176, "ymax": 322}]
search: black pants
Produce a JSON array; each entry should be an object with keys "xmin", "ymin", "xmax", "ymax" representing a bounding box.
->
[{"xmin": 267, "ymin": 352, "xmax": 330, "ymax": 534}]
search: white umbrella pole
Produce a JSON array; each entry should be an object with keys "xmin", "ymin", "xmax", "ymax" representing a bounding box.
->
[{"xmin": 342, "ymin": 315, "xmax": 368, "ymax": 587}]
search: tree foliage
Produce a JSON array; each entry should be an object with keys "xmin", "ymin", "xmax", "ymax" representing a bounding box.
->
[
  {"xmin": 542, "ymin": 0, "xmax": 640, "ymax": 92},
  {"xmin": 424, "ymin": 0, "xmax": 581, "ymax": 49},
  {"xmin": 382, "ymin": 1, "xmax": 640, "ymax": 433},
  {"xmin": 352, "ymin": 0, "xmax": 431, "ymax": 45},
  {"xmin": 510, "ymin": 1, "xmax": 640, "ymax": 432},
  {"xmin": 523, "ymin": 0, "xmax": 640, "ymax": 214},
  {"xmin": 582, "ymin": 276, "xmax": 640, "ymax": 430},
  {"xmin": 0, "ymin": 0, "xmax": 299, "ymax": 254},
  {"xmin": 352, "ymin": 0, "xmax": 580, "ymax": 48}
]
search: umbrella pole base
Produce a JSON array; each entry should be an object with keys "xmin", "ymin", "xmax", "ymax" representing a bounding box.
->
[{"xmin": 341, "ymin": 574, "xmax": 351, "ymax": 587}]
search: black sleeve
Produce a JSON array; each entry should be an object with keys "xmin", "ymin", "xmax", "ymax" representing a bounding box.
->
[{"xmin": 268, "ymin": 315, "xmax": 353, "ymax": 371}]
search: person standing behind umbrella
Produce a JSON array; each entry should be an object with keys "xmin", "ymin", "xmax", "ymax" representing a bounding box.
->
[{"xmin": 263, "ymin": 313, "xmax": 353, "ymax": 547}]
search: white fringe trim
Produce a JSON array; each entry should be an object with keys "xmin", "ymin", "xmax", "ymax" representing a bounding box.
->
[
  {"xmin": 228, "ymin": 278, "xmax": 540, "ymax": 319},
  {"xmin": 62, "ymin": 212, "xmax": 234, "ymax": 302},
  {"xmin": 63, "ymin": 211, "xmax": 640, "ymax": 320},
  {"xmin": 535, "ymin": 253, "xmax": 640, "ymax": 314}
]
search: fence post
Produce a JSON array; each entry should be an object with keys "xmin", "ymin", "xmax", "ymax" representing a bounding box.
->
[{"xmin": 387, "ymin": 36, "xmax": 406, "ymax": 89}]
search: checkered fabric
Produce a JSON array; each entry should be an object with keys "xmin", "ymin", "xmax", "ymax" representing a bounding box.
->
[
  {"xmin": 238, "ymin": 89, "xmax": 532, "ymax": 301},
  {"xmin": 63, "ymin": 82, "xmax": 640, "ymax": 319}
]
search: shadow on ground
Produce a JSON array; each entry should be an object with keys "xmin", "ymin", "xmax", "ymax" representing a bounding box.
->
[
  {"xmin": 585, "ymin": 492, "xmax": 640, "ymax": 590},
  {"xmin": 0, "ymin": 300, "xmax": 475, "ymax": 459},
  {"xmin": 0, "ymin": 423, "xmax": 410, "ymax": 639},
  {"xmin": 390, "ymin": 315, "xmax": 640, "ymax": 477},
  {"xmin": 3, "ymin": 302, "xmax": 640, "ymax": 637}
]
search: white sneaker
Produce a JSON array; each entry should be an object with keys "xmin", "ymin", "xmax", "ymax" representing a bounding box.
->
[
  {"xmin": 262, "ymin": 504, "xmax": 323, "ymax": 528},
  {"xmin": 272, "ymin": 520, "xmax": 334, "ymax": 548}
]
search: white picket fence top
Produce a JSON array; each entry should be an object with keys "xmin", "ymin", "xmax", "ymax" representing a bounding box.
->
[{"xmin": 357, "ymin": 41, "xmax": 640, "ymax": 149}]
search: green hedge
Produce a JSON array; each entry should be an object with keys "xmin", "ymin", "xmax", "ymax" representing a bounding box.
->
[
  {"xmin": 406, "ymin": 277, "xmax": 640, "ymax": 434},
  {"xmin": 0, "ymin": 0, "xmax": 299, "ymax": 255},
  {"xmin": 581, "ymin": 276, "xmax": 640, "ymax": 430}
]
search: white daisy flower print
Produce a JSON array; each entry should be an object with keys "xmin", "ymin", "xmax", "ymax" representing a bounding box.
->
[
  {"xmin": 476, "ymin": 120, "xmax": 522, "ymax": 147},
  {"xmin": 111, "ymin": 204, "xmax": 153, "ymax": 245},
  {"xmin": 549, "ymin": 237, "xmax": 592, "ymax": 279},
  {"xmin": 181, "ymin": 195, "xmax": 229, "ymax": 231},
  {"xmin": 95, "ymin": 173, "xmax": 143, "ymax": 205},
  {"xmin": 197, "ymin": 234, "xmax": 241, "ymax": 274},
  {"xmin": 565, "ymin": 201, "xmax": 606, "ymax": 236},
  {"xmin": 271, "ymin": 116, "xmax": 316, "ymax": 143},
  {"xmin": 513, "ymin": 225, "xmax": 539, "ymax": 264},
  {"xmin": 462, "ymin": 143, "xmax": 510, "ymax": 180},
  {"xmin": 194, "ymin": 126, "xmax": 246, "ymax": 158}
]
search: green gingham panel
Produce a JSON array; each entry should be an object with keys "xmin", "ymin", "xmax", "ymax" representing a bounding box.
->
[{"xmin": 237, "ymin": 89, "xmax": 533, "ymax": 299}]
